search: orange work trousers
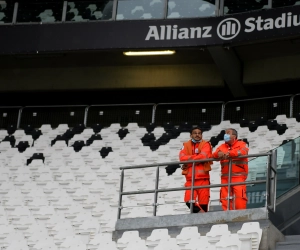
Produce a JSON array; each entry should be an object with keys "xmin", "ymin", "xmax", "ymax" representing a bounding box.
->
[
  {"xmin": 220, "ymin": 176, "xmax": 247, "ymax": 211},
  {"xmin": 184, "ymin": 179, "xmax": 210, "ymax": 206}
]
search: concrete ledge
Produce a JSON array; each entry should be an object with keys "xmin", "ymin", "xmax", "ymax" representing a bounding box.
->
[
  {"xmin": 115, "ymin": 207, "xmax": 268, "ymax": 231},
  {"xmin": 113, "ymin": 207, "xmax": 284, "ymax": 250}
]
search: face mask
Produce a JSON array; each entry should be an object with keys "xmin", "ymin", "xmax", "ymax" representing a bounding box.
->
[
  {"xmin": 224, "ymin": 134, "xmax": 231, "ymax": 142},
  {"xmin": 191, "ymin": 138, "xmax": 200, "ymax": 143}
]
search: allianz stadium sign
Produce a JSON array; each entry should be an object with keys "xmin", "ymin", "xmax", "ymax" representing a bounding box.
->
[
  {"xmin": 1, "ymin": 5, "xmax": 300, "ymax": 53},
  {"xmin": 145, "ymin": 12, "xmax": 300, "ymax": 42}
]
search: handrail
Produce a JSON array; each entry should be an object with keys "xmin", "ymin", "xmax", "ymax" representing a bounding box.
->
[{"xmin": 118, "ymin": 152, "xmax": 275, "ymax": 219}]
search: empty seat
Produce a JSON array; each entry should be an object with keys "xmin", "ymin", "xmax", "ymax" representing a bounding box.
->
[
  {"xmin": 237, "ymin": 222, "xmax": 262, "ymax": 250},
  {"xmin": 275, "ymin": 114, "xmax": 287, "ymax": 124},
  {"xmin": 215, "ymin": 233, "xmax": 241, "ymax": 249},
  {"xmin": 146, "ymin": 228, "xmax": 170, "ymax": 248},
  {"xmin": 176, "ymin": 226, "xmax": 201, "ymax": 246},
  {"xmin": 117, "ymin": 230, "xmax": 141, "ymax": 249}
]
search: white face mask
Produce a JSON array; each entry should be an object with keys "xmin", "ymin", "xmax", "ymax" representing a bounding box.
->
[
  {"xmin": 191, "ymin": 138, "xmax": 200, "ymax": 143},
  {"xmin": 224, "ymin": 134, "xmax": 231, "ymax": 142}
]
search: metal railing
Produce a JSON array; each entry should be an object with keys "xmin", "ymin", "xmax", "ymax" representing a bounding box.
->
[
  {"xmin": 1, "ymin": 0, "xmax": 291, "ymax": 26},
  {"xmin": 118, "ymin": 152, "xmax": 277, "ymax": 219},
  {"xmin": 0, "ymin": 92, "xmax": 298, "ymax": 130}
]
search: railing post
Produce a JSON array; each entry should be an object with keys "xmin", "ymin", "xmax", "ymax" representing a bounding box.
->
[
  {"xmin": 61, "ymin": 1, "xmax": 67, "ymax": 22},
  {"xmin": 84, "ymin": 106, "xmax": 90, "ymax": 127},
  {"xmin": 267, "ymin": 150, "xmax": 277, "ymax": 212},
  {"xmin": 227, "ymin": 158, "xmax": 233, "ymax": 210},
  {"xmin": 117, "ymin": 169, "xmax": 125, "ymax": 219},
  {"xmin": 17, "ymin": 107, "xmax": 23, "ymax": 129},
  {"xmin": 12, "ymin": 2, "xmax": 18, "ymax": 24},
  {"xmin": 112, "ymin": 0, "xmax": 118, "ymax": 20},
  {"xmin": 152, "ymin": 104, "xmax": 157, "ymax": 124},
  {"xmin": 153, "ymin": 165, "xmax": 160, "ymax": 216},
  {"xmin": 190, "ymin": 162, "xmax": 195, "ymax": 213}
]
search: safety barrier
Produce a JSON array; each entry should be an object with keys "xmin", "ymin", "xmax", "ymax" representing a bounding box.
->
[
  {"xmin": 0, "ymin": 93, "xmax": 298, "ymax": 129},
  {"xmin": 117, "ymin": 151, "xmax": 277, "ymax": 219}
]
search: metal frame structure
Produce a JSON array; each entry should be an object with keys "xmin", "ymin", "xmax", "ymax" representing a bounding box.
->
[
  {"xmin": 5, "ymin": 0, "xmax": 281, "ymax": 25},
  {"xmin": 117, "ymin": 152, "xmax": 277, "ymax": 219},
  {"xmin": 0, "ymin": 93, "xmax": 298, "ymax": 129}
]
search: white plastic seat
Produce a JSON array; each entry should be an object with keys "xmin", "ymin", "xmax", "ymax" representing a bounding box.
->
[
  {"xmin": 256, "ymin": 141, "xmax": 272, "ymax": 153},
  {"xmin": 206, "ymin": 224, "xmax": 231, "ymax": 246},
  {"xmin": 56, "ymin": 124, "xmax": 69, "ymax": 134},
  {"xmin": 185, "ymin": 236, "xmax": 210, "ymax": 250},
  {"xmin": 95, "ymin": 241, "xmax": 118, "ymax": 250},
  {"xmin": 40, "ymin": 124, "xmax": 53, "ymax": 134},
  {"xmin": 80, "ymin": 146, "xmax": 93, "ymax": 158},
  {"xmin": 108, "ymin": 123, "xmax": 122, "ymax": 133},
  {"xmin": 52, "ymin": 140, "xmax": 67, "ymax": 151},
  {"xmin": 167, "ymin": 139, "xmax": 182, "ymax": 150},
  {"xmin": 285, "ymin": 118, "xmax": 297, "ymax": 128},
  {"xmin": 152, "ymin": 127, "xmax": 166, "ymax": 138},
  {"xmin": 216, "ymin": 233, "xmax": 241, "ymax": 249},
  {"xmin": 17, "ymin": 135, "xmax": 34, "ymax": 146},
  {"xmin": 237, "ymin": 222, "xmax": 262, "ymax": 250},
  {"xmin": 32, "ymin": 237, "xmax": 57, "ymax": 250},
  {"xmin": 275, "ymin": 114, "xmax": 287, "ymax": 124},
  {"xmin": 13, "ymin": 130, "xmax": 26, "ymax": 140},
  {"xmin": 6, "ymin": 239, "xmax": 29, "ymax": 250},
  {"xmin": 154, "ymin": 238, "xmax": 180, "ymax": 250},
  {"xmin": 89, "ymin": 140, "xmax": 106, "ymax": 151},
  {"xmin": 284, "ymin": 128, "xmax": 300, "ymax": 140},
  {"xmin": 81, "ymin": 128, "xmax": 95, "ymax": 140},
  {"xmin": 77, "ymin": 172, "xmax": 98, "ymax": 185},
  {"xmin": 146, "ymin": 228, "xmax": 170, "ymax": 248},
  {"xmin": 133, "ymin": 127, "xmax": 148, "ymax": 137},
  {"xmin": 33, "ymin": 140, "xmax": 51, "ymax": 152},
  {"xmin": 31, "ymin": 206, "xmax": 56, "ymax": 220},
  {"xmin": 0, "ymin": 129, "xmax": 8, "ymax": 140},
  {"xmin": 123, "ymin": 239, "xmax": 148, "ymax": 250},
  {"xmin": 255, "ymin": 125, "xmax": 269, "ymax": 136},
  {"xmin": 58, "ymin": 235, "xmax": 85, "ymax": 249},
  {"xmin": 237, "ymin": 127, "xmax": 251, "ymax": 139},
  {"xmin": 218, "ymin": 120, "xmax": 231, "ymax": 130},
  {"xmin": 122, "ymin": 133, "xmax": 140, "ymax": 145},
  {"xmin": 156, "ymin": 145, "xmax": 171, "ymax": 156},
  {"xmin": 68, "ymin": 134, "xmax": 85, "ymax": 146},
  {"xmin": 0, "ymin": 141, "xmax": 11, "ymax": 152},
  {"xmin": 108, "ymin": 140, "xmax": 125, "ymax": 151},
  {"xmin": 126, "ymin": 122, "xmax": 140, "ymax": 132},
  {"xmin": 176, "ymin": 226, "xmax": 201, "ymax": 246},
  {"xmin": 117, "ymin": 230, "xmax": 141, "ymax": 249}
]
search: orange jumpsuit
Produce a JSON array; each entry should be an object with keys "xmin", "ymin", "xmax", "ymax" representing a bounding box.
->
[
  {"xmin": 212, "ymin": 140, "xmax": 249, "ymax": 210},
  {"xmin": 179, "ymin": 140, "xmax": 212, "ymax": 211}
]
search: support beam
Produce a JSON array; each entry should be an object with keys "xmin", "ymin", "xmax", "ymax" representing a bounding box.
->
[{"xmin": 208, "ymin": 46, "xmax": 247, "ymax": 98}]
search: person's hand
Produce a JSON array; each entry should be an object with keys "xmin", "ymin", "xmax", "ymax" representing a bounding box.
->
[
  {"xmin": 181, "ymin": 164, "xmax": 188, "ymax": 170},
  {"xmin": 218, "ymin": 151, "xmax": 229, "ymax": 160},
  {"xmin": 217, "ymin": 151, "xmax": 225, "ymax": 159}
]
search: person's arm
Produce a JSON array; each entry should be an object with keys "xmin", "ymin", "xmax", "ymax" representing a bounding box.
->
[
  {"xmin": 212, "ymin": 145, "xmax": 226, "ymax": 160},
  {"xmin": 179, "ymin": 144, "xmax": 192, "ymax": 162},
  {"xmin": 228, "ymin": 142, "xmax": 249, "ymax": 157},
  {"xmin": 193, "ymin": 142, "xmax": 212, "ymax": 160}
]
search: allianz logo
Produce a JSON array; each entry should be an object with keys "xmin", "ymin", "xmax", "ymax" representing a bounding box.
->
[{"xmin": 145, "ymin": 12, "xmax": 300, "ymax": 41}]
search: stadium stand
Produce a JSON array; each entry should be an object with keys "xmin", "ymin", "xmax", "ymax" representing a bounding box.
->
[
  {"xmin": 1, "ymin": 0, "xmax": 300, "ymax": 249},
  {"xmin": 0, "ymin": 95, "xmax": 298, "ymax": 248}
]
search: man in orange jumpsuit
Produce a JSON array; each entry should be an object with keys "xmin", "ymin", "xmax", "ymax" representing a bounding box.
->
[
  {"xmin": 179, "ymin": 127, "xmax": 212, "ymax": 213},
  {"xmin": 212, "ymin": 128, "xmax": 249, "ymax": 210}
]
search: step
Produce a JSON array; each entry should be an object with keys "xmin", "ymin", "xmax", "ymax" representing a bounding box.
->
[{"xmin": 276, "ymin": 235, "xmax": 300, "ymax": 250}]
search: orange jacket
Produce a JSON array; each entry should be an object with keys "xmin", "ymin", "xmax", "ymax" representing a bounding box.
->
[
  {"xmin": 212, "ymin": 140, "xmax": 249, "ymax": 177},
  {"xmin": 179, "ymin": 140, "xmax": 212, "ymax": 181}
]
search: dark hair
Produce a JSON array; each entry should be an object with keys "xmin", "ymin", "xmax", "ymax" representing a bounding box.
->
[
  {"xmin": 226, "ymin": 128, "xmax": 238, "ymax": 138},
  {"xmin": 190, "ymin": 126, "xmax": 202, "ymax": 135}
]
